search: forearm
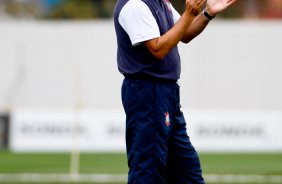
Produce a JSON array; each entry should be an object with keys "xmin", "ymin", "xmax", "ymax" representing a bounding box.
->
[
  {"xmin": 181, "ymin": 0, "xmax": 238, "ymax": 44},
  {"xmin": 181, "ymin": 12, "xmax": 210, "ymax": 44},
  {"xmin": 143, "ymin": 0, "xmax": 206, "ymax": 59},
  {"xmin": 144, "ymin": 11, "xmax": 195, "ymax": 59}
]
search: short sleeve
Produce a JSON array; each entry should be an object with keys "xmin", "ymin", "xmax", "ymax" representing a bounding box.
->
[{"xmin": 118, "ymin": 0, "xmax": 160, "ymax": 46}]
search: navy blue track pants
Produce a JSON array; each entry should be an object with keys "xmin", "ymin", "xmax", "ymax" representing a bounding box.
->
[{"xmin": 121, "ymin": 78, "xmax": 205, "ymax": 184}]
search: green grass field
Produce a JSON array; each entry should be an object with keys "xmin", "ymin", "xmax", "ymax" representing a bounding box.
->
[{"xmin": 0, "ymin": 150, "xmax": 282, "ymax": 184}]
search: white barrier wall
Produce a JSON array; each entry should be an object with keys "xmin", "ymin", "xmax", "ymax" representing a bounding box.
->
[
  {"xmin": 0, "ymin": 20, "xmax": 282, "ymax": 110},
  {"xmin": 0, "ymin": 20, "xmax": 123, "ymax": 110},
  {"xmin": 1, "ymin": 20, "xmax": 282, "ymax": 152}
]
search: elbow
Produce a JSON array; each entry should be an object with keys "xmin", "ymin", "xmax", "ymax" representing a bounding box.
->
[
  {"xmin": 181, "ymin": 34, "xmax": 195, "ymax": 44},
  {"xmin": 148, "ymin": 47, "xmax": 167, "ymax": 60},
  {"xmin": 147, "ymin": 47, "xmax": 166, "ymax": 60},
  {"xmin": 144, "ymin": 38, "xmax": 167, "ymax": 60},
  {"xmin": 151, "ymin": 51, "xmax": 166, "ymax": 60},
  {"xmin": 181, "ymin": 39, "xmax": 190, "ymax": 44},
  {"xmin": 181, "ymin": 37, "xmax": 192, "ymax": 44},
  {"xmin": 181, "ymin": 40, "xmax": 189, "ymax": 44}
]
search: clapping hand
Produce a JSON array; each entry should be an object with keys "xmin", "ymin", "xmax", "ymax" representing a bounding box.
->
[
  {"xmin": 206, "ymin": 0, "xmax": 237, "ymax": 16},
  {"xmin": 185, "ymin": 0, "xmax": 206, "ymax": 16}
]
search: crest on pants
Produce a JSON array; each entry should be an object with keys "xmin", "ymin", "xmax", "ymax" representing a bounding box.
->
[{"xmin": 164, "ymin": 112, "xmax": 170, "ymax": 126}]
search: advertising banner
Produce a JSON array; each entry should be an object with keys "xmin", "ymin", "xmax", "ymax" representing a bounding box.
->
[
  {"xmin": 10, "ymin": 109, "xmax": 282, "ymax": 152},
  {"xmin": 187, "ymin": 110, "xmax": 282, "ymax": 152},
  {"xmin": 10, "ymin": 109, "xmax": 126, "ymax": 152}
]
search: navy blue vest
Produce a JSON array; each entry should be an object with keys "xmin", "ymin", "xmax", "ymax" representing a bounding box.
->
[{"xmin": 114, "ymin": 0, "xmax": 181, "ymax": 80}]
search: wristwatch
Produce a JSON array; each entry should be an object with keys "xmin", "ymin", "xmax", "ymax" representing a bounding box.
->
[{"xmin": 202, "ymin": 9, "xmax": 216, "ymax": 21}]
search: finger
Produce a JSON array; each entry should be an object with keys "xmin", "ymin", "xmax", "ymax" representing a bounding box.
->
[
  {"xmin": 198, "ymin": 0, "xmax": 206, "ymax": 7},
  {"xmin": 227, "ymin": 0, "xmax": 237, "ymax": 6},
  {"xmin": 194, "ymin": 0, "xmax": 204, "ymax": 9},
  {"xmin": 193, "ymin": 0, "xmax": 201, "ymax": 5}
]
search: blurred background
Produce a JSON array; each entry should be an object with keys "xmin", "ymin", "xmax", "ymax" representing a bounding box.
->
[
  {"xmin": 0, "ymin": 0, "xmax": 282, "ymax": 184},
  {"xmin": 0, "ymin": 0, "xmax": 282, "ymax": 19}
]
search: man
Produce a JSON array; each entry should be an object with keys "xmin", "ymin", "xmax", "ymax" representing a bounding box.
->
[{"xmin": 114, "ymin": 0, "xmax": 236, "ymax": 183}]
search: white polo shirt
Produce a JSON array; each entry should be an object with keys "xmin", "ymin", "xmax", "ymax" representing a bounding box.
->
[{"xmin": 118, "ymin": 0, "xmax": 181, "ymax": 46}]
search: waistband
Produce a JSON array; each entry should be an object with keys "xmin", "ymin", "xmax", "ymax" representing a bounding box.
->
[{"xmin": 124, "ymin": 73, "xmax": 177, "ymax": 84}]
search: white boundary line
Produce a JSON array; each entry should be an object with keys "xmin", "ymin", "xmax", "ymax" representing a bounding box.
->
[
  {"xmin": 0, "ymin": 173, "xmax": 127, "ymax": 183},
  {"xmin": 0, "ymin": 173, "xmax": 282, "ymax": 183},
  {"xmin": 205, "ymin": 174, "xmax": 282, "ymax": 183}
]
